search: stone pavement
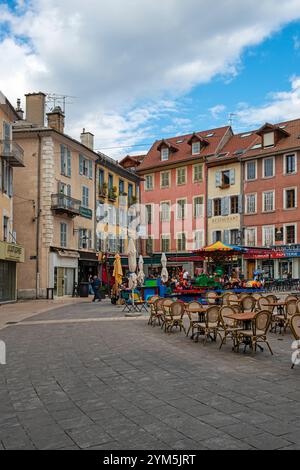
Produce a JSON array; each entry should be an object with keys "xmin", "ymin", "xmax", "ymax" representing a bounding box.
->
[{"xmin": 0, "ymin": 299, "xmax": 299, "ymax": 450}]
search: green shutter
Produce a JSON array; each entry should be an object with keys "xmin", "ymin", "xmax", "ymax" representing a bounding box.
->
[
  {"xmin": 89, "ymin": 160, "xmax": 93, "ymax": 179},
  {"xmin": 67, "ymin": 149, "xmax": 71, "ymax": 176}
]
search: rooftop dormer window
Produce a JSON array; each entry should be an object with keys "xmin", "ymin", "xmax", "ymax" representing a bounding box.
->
[
  {"xmin": 263, "ymin": 132, "xmax": 274, "ymax": 148},
  {"xmin": 192, "ymin": 141, "xmax": 200, "ymax": 155},
  {"xmin": 161, "ymin": 147, "xmax": 169, "ymax": 161}
]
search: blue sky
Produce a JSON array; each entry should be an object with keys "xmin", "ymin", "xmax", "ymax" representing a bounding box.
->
[{"xmin": 1, "ymin": 1, "xmax": 300, "ymax": 158}]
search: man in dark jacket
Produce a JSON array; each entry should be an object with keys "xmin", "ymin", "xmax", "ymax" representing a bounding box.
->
[{"xmin": 92, "ymin": 275, "xmax": 101, "ymax": 302}]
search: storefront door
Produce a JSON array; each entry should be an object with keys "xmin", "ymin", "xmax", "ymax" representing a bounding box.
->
[
  {"xmin": 0, "ymin": 261, "xmax": 16, "ymax": 301},
  {"xmin": 64, "ymin": 268, "xmax": 74, "ymax": 295},
  {"xmin": 56, "ymin": 267, "xmax": 65, "ymax": 297},
  {"xmin": 247, "ymin": 260, "xmax": 255, "ymax": 280}
]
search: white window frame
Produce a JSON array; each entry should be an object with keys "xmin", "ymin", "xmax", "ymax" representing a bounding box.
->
[
  {"xmin": 245, "ymin": 193, "xmax": 257, "ymax": 214},
  {"xmin": 145, "ymin": 204, "xmax": 153, "ymax": 224},
  {"xmin": 144, "ymin": 174, "xmax": 154, "ymax": 191},
  {"xmin": 262, "ymin": 190, "xmax": 275, "ymax": 213},
  {"xmin": 176, "ymin": 167, "xmax": 187, "ymax": 185},
  {"xmin": 193, "ymin": 195, "xmax": 204, "ymax": 218},
  {"xmin": 193, "ymin": 163, "xmax": 203, "ymax": 182},
  {"xmin": 160, "ymin": 171, "xmax": 170, "ymax": 188},
  {"xmin": 262, "ymin": 225, "xmax": 275, "ymax": 247},
  {"xmin": 176, "ymin": 232, "xmax": 187, "ymax": 251},
  {"xmin": 193, "ymin": 230, "xmax": 204, "ymax": 250},
  {"xmin": 262, "ymin": 156, "xmax": 275, "ymax": 178},
  {"xmin": 284, "ymin": 223, "xmax": 297, "ymax": 245},
  {"xmin": 192, "ymin": 141, "xmax": 201, "ymax": 155},
  {"xmin": 245, "ymin": 227, "xmax": 257, "ymax": 247},
  {"xmin": 161, "ymin": 148, "xmax": 169, "ymax": 161},
  {"xmin": 283, "ymin": 187, "xmax": 297, "ymax": 210},
  {"xmin": 283, "ymin": 153, "xmax": 297, "ymax": 175},
  {"xmin": 161, "ymin": 234, "xmax": 171, "ymax": 252},
  {"xmin": 263, "ymin": 132, "xmax": 275, "ymax": 148},
  {"xmin": 176, "ymin": 198, "xmax": 187, "ymax": 220},
  {"xmin": 245, "ymin": 160, "xmax": 257, "ymax": 181},
  {"xmin": 160, "ymin": 200, "xmax": 171, "ymax": 222}
]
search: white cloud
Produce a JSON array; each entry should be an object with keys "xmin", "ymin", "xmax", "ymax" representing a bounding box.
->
[
  {"xmin": 209, "ymin": 104, "xmax": 226, "ymax": 120},
  {"xmin": 293, "ymin": 35, "xmax": 300, "ymax": 50},
  {"xmin": 236, "ymin": 76, "xmax": 300, "ymax": 127},
  {"xmin": 1, "ymin": 0, "xmax": 300, "ymax": 156}
]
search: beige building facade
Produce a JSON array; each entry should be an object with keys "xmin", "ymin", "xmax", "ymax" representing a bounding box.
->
[
  {"xmin": 13, "ymin": 93, "xmax": 98, "ymax": 298},
  {"xmin": 0, "ymin": 92, "xmax": 25, "ymax": 302}
]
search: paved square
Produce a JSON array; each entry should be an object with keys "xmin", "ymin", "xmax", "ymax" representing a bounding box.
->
[{"xmin": 0, "ymin": 299, "xmax": 299, "ymax": 450}]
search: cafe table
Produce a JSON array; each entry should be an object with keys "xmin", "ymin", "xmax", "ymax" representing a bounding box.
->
[
  {"xmin": 222, "ymin": 311, "xmax": 261, "ymax": 352},
  {"xmin": 184, "ymin": 304, "xmax": 209, "ymax": 340},
  {"xmin": 267, "ymin": 301, "xmax": 286, "ymax": 316}
]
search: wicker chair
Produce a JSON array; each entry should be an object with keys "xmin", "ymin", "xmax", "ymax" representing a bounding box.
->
[
  {"xmin": 290, "ymin": 313, "xmax": 300, "ymax": 369},
  {"xmin": 239, "ymin": 293, "xmax": 249, "ymax": 301},
  {"xmin": 148, "ymin": 298, "xmax": 163, "ymax": 326},
  {"xmin": 265, "ymin": 294, "xmax": 278, "ymax": 303},
  {"xmin": 228, "ymin": 293, "xmax": 239, "ymax": 306},
  {"xmin": 237, "ymin": 310, "xmax": 273, "ymax": 354},
  {"xmin": 161, "ymin": 298, "xmax": 175, "ymax": 330},
  {"xmin": 206, "ymin": 291, "xmax": 218, "ymax": 304},
  {"xmin": 257, "ymin": 296, "xmax": 273, "ymax": 313},
  {"xmin": 284, "ymin": 299, "xmax": 298, "ymax": 333},
  {"xmin": 196, "ymin": 305, "xmax": 221, "ymax": 344},
  {"xmin": 219, "ymin": 306, "xmax": 243, "ymax": 351},
  {"xmin": 285, "ymin": 295, "xmax": 298, "ymax": 303},
  {"xmin": 252, "ymin": 293, "xmax": 263, "ymax": 302},
  {"xmin": 297, "ymin": 299, "xmax": 300, "ymax": 313},
  {"xmin": 241, "ymin": 295, "xmax": 256, "ymax": 312},
  {"xmin": 185, "ymin": 301, "xmax": 203, "ymax": 338},
  {"xmin": 221, "ymin": 292, "xmax": 234, "ymax": 305},
  {"xmin": 163, "ymin": 301, "xmax": 186, "ymax": 334}
]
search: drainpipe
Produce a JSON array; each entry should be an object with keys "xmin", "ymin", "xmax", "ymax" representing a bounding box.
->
[{"xmin": 36, "ymin": 133, "xmax": 42, "ymax": 298}]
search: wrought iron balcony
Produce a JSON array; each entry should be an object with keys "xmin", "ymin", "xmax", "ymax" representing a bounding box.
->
[
  {"xmin": 0, "ymin": 140, "xmax": 25, "ymax": 167},
  {"xmin": 51, "ymin": 194, "xmax": 81, "ymax": 217}
]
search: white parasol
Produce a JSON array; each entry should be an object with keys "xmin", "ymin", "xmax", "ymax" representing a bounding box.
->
[
  {"xmin": 161, "ymin": 252, "xmax": 169, "ymax": 283},
  {"xmin": 137, "ymin": 254, "xmax": 145, "ymax": 285},
  {"xmin": 127, "ymin": 238, "xmax": 137, "ymax": 291}
]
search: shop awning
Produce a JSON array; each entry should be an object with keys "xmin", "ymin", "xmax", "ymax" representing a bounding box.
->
[{"xmin": 58, "ymin": 250, "xmax": 80, "ymax": 258}]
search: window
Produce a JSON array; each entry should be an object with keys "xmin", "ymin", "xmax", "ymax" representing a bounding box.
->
[
  {"xmin": 60, "ymin": 223, "xmax": 67, "ymax": 247},
  {"xmin": 161, "ymin": 148, "xmax": 169, "ymax": 161},
  {"xmin": 263, "ymin": 132, "xmax": 274, "ymax": 147},
  {"xmin": 263, "ymin": 191, "xmax": 274, "ymax": 212},
  {"xmin": 145, "ymin": 174, "xmax": 153, "ymax": 190},
  {"xmin": 246, "ymin": 228, "xmax": 256, "ymax": 247},
  {"xmin": 82, "ymin": 186, "xmax": 89, "ymax": 207},
  {"xmin": 246, "ymin": 194, "xmax": 256, "ymax": 214},
  {"xmin": 79, "ymin": 155, "xmax": 92, "ymax": 178},
  {"xmin": 177, "ymin": 199, "xmax": 186, "ymax": 219},
  {"xmin": 119, "ymin": 179, "xmax": 124, "ymax": 194},
  {"xmin": 145, "ymin": 204, "xmax": 152, "ymax": 224},
  {"xmin": 160, "ymin": 171, "xmax": 170, "ymax": 188},
  {"xmin": 99, "ymin": 169, "xmax": 104, "ymax": 189},
  {"xmin": 263, "ymin": 157, "xmax": 274, "ymax": 178},
  {"xmin": 193, "ymin": 196, "xmax": 204, "ymax": 218},
  {"xmin": 216, "ymin": 169, "xmax": 235, "ymax": 187},
  {"xmin": 128, "ymin": 183, "xmax": 133, "ymax": 201},
  {"xmin": 214, "ymin": 198, "xmax": 221, "ymax": 216},
  {"xmin": 194, "ymin": 230, "xmax": 204, "ymax": 250},
  {"xmin": 108, "ymin": 234, "xmax": 117, "ymax": 253},
  {"xmin": 79, "ymin": 228, "xmax": 92, "ymax": 249},
  {"xmin": 213, "ymin": 231, "xmax": 222, "ymax": 243},
  {"xmin": 108, "ymin": 174, "xmax": 113, "ymax": 190},
  {"xmin": 230, "ymin": 229, "xmax": 239, "ymax": 245},
  {"xmin": 285, "ymin": 154, "xmax": 296, "ymax": 174},
  {"xmin": 146, "ymin": 237, "xmax": 153, "ymax": 254},
  {"xmin": 60, "ymin": 145, "xmax": 71, "ymax": 177},
  {"xmin": 177, "ymin": 167, "xmax": 186, "ymax": 185},
  {"xmin": 3, "ymin": 216, "xmax": 9, "ymax": 242},
  {"xmin": 284, "ymin": 188, "xmax": 296, "ymax": 209},
  {"xmin": 177, "ymin": 233, "xmax": 186, "ymax": 251},
  {"xmin": 246, "ymin": 161, "xmax": 256, "ymax": 180},
  {"xmin": 262, "ymin": 226, "xmax": 274, "ymax": 246},
  {"xmin": 160, "ymin": 202, "xmax": 170, "ymax": 221},
  {"xmin": 285, "ymin": 225, "xmax": 296, "ymax": 244},
  {"xmin": 161, "ymin": 235, "xmax": 170, "ymax": 252},
  {"xmin": 192, "ymin": 141, "xmax": 200, "ymax": 155},
  {"xmin": 193, "ymin": 164, "xmax": 203, "ymax": 182},
  {"xmin": 230, "ymin": 196, "xmax": 239, "ymax": 214}
]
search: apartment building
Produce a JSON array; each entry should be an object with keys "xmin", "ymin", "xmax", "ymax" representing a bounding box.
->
[
  {"xmin": 13, "ymin": 92, "xmax": 98, "ymax": 298},
  {"xmin": 0, "ymin": 93, "xmax": 25, "ymax": 302},
  {"xmin": 136, "ymin": 126, "xmax": 231, "ymax": 274},
  {"xmin": 243, "ymin": 119, "xmax": 300, "ymax": 279}
]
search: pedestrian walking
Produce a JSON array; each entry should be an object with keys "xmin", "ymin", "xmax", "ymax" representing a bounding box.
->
[{"xmin": 92, "ymin": 275, "xmax": 101, "ymax": 302}]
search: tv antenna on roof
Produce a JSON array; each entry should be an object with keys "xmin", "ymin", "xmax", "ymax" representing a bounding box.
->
[
  {"xmin": 46, "ymin": 93, "xmax": 78, "ymax": 114},
  {"xmin": 228, "ymin": 113, "xmax": 237, "ymax": 126}
]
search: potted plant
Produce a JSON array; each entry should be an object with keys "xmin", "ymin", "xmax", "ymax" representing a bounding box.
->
[{"xmin": 99, "ymin": 181, "xmax": 107, "ymax": 197}]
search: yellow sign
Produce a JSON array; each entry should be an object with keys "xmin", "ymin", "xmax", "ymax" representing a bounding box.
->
[{"xmin": 0, "ymin": 241, "xmax": 25, "ymax": 263}]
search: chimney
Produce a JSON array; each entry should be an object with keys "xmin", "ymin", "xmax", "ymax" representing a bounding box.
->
[
  {"xmin": 80, "ymin": 128, "xmax": 94, "ymax": 150},
  {"xmin": 46, "ymin": 106, "xmax": 65, "ymax": 133},
  {"xmin": 15, "ymin": 98, "xmax": 24, "ymax": 120},
  {"xmin": 25, "ymin": 92, "xmax": 46, "ymax": 126}
]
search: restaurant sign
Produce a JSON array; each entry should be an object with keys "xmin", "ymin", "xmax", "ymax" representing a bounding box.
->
[{"xmin": 0, "ymin": 241, "xmax": 25, "ymax": 263}]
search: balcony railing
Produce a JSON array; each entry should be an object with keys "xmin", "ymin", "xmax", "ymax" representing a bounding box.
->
[
  {"xmin": 51, "ymin": 194, "xmax": 81, "ymax": 217},
  {"xmin": 0, "ymin": 140, "xmax": 25, "ymax": 167}
]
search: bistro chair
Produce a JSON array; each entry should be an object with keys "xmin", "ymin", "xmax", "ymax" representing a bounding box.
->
[
  {"xmin": 148, "ymin": 298, "xmax": 163, "ymax": 327},
  {"xmin": 296, "ymin": 299, "xmax": 300, "ymax": 313},
  {"xmin": 237, "ymin": 310, "xmax": 273, "ymax": 355},
  {"xmin": 265, "ymin": 294, "xmax": 278, "ymax": 304},
  {"xmin": 185, "ymin": 301, "xmax": 204, "ymax": 338},
  {"xmin": 219, "ymin": 306, "xmax": 243, "ymax": 351},
  {"xmin": 241, "ymin": 295, "xmax": 256, "ymax": 312},
  {"xmin": 290, "ymin": 313, "xmax": 300, "ymax": 369},
  {"xmin": 252, "ymin": 293, "xmax": 263, "ymax": 301},
  {"xmin": 228, "ymin": 293, "xmax": 239, "ymax": 305},
  {"xmin": 257, "ymin": 296, "xmax": 273, "ymax": 313},
  {"xmin": 161, "ymin": 298, "xmax": 175, "ymax": 330},
  {"xmin": 196, "ymin": 305, "xmax": 221, "ymax": 344},
  {"xmin": 239, "ymin": 293, "xmax": 249, "ymax": 301},
  {"xmin": 206, "ymin": 291, "xmax": 218, "ymax": 304},
  {"xmin": 163, "ymin": 301, "xmax": 186, "ymax": 334},
  {"xmin": 285, "ymin": 295, "xmax": 298, "ymax": 303},
  {"xmin": 221, "ymin": 292, "xmax": 234, "ymax": 305},
  {"xmin": 284, "ymin": 299, "xmax": 298, "ymax": 333}
]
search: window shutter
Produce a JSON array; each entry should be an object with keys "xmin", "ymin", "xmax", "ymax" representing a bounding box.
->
[
  {"xmin": 79, "ymin": 155, "xmax": 84, "ymax": 175},
  {"xmin": 224, "ymin": 196, "xmax": 230, "ymax": 216},
  {"xmin": 238, "ymin": 195, "xmax": 243, "ymax": 214},
  {"xmin": 67, "ymin": 149, "xmax": 71, "ymax": 177},
  {"xmin": 67, "ymin": 184, "xmax": 71, "ymax": 196},
  {"xmin": 215, "ymin": 171, "xmax": 221, "ymax": 187},
  {"xmin": 89, "ymin": 160, "xmax": 93, "ymax": 179},
  {"xmin": 223, "ymin": 230, "xmax": 230, "ymax": 244},
  {"xmin": 8, "ymin": 167, "xmax": 13, "ymax": 197},
  {"xmin": 89, "ymin": 230, "xmax": 92, "ymax": 249},
  {"xmin": 221, "ymin": 197, "xmax": 225, "ymax": 216},
  {"xmin": 212, "ymin": 231, "xmax": 217, "ymax": 243},
  {"xmin": 60, "ymin": 145, "xmax": 65, "ymax": 174},
  {"xmin": 207, "ymin": 199, "xmax": 212, "ymax": 218},
  {"xmin": 230, "ymin": 169, "xmax": 235, "ymax": 185}
]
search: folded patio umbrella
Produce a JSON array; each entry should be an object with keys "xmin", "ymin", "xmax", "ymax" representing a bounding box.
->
[
  {"xmin": 113, "ymin": 253, "xmax": 123, "ymax": 286},
  {"xmin": 137, "ymin": 254, "xmax": 145, "ymax": 285},
  {"xmin": 161, "ymin": 252, "xmax": 169, "ymax": 283}
]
